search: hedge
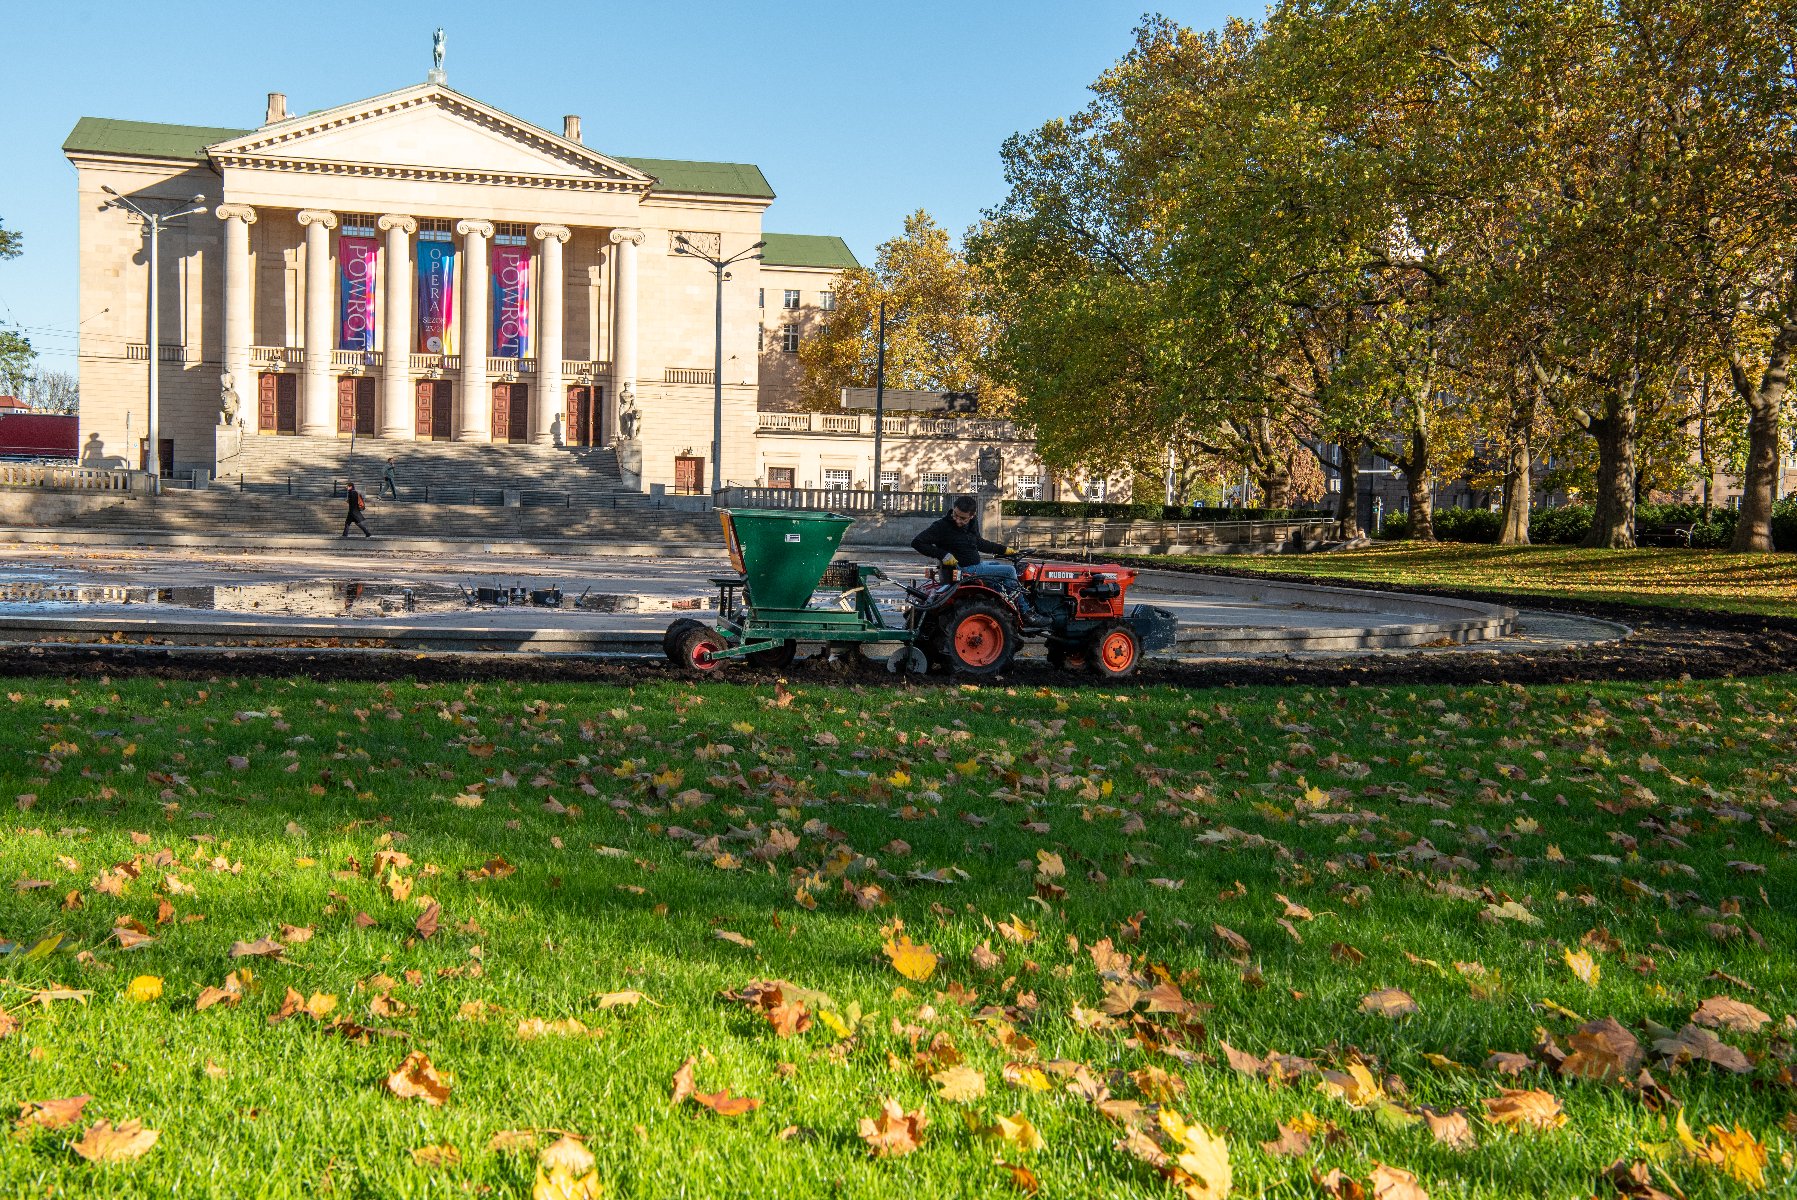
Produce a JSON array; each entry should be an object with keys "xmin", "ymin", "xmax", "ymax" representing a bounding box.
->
[
  {"xmin": 1381, "ymin": 499, "xmax": 1795, "ymax": 549},
  {"xmin": 1003, "ymin": 500, "xmax": 1335, "ymax": 522}
]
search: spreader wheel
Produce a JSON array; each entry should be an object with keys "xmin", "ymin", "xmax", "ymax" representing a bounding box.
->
[
  {"xmin": 672, "ymin": 624, "xmax": 728, "ymax": 673},
  {"xmin": 746, "ymin": 639, "xmax": 799, "ymax": 669},
  {"xmin": 938, "ymin": 597, "xmax": 1019, "ymax": 680},
  {"xmin": 663, "ymin": 618, "xmax": 706, "ymax": 665},
  {"xmin": 1086, "ymin": 620, "xmax": 1142, "ymax": 679}
]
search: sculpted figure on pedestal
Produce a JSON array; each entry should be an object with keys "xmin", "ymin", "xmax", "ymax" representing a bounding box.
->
[
  {"xmin": 617, "ymin": 384, "xmax": 639, "ymax": 441},
  {"xmin": 219, "ymin": 372, "xmax": 240, "ymax": 426}
]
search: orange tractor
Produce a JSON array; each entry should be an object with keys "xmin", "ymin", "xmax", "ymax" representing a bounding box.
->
[{"xmin": 899, "ymin": 550, "xmax": 1177, "ymax": 679}]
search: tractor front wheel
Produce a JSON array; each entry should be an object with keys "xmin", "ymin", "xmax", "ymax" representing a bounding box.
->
[
  {"xmin": 1086, "ymin": 620, "xmax": 1142, "ymax": 679},
  {"xmin": 938, "ymin": 597, "xmax": 1018, "ymax": 679},
  {"xmin": 672, "ymin": 625, "xmax": 728, "ymax": 673}
]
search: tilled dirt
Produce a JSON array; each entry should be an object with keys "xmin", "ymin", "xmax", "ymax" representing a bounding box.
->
[{"xmin": 0, "ymin": 591, "xmax": 1790, "ymax": 690}]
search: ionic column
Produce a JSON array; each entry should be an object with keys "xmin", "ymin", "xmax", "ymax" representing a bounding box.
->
[
  {"xmin": 608, "ymin": 228, "xmax": 644, "ymax": 427},
  {"xmin": 296, "ymin": 209, "xmax": 337, "ymax": 435},
  {"xmin": 377, "ymin": 214, "xmax": 417, "ymax": 439},
  {"xmin": 216, "ymin": 204, "xmax": 257, "ymax": 416},
  {"xmin": 456, "ymin": 219, "xmax": 494, "ymax": 441},
  {"xmin": 532, "ymin": 224, "xmax": 570, "ymax": 445}
]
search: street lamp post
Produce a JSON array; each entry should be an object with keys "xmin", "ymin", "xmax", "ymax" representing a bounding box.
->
[
  {"xmin": 674, "ymin": 235, "xmax": 764, "ymax": 495},
  {"xmin": 102, "ymin": 186, "xmax": 207, "ymax": 487}
]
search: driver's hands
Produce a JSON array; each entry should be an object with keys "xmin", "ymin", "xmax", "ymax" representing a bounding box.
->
[
  {"xmin": 999, "ymin": 545, "xmax": 1013, "ymax": 557},
  {"xmin": 941, "ymin": 554, "xmax": 959, "ymax": 568}
]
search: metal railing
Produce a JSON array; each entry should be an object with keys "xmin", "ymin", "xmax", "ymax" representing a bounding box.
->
[{"xmin": 715, "ymin": 486, "xmax": 950, "ymax": 515}]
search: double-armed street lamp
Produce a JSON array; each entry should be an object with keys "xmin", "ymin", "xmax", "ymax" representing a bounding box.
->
[
  {"xmin": 102, "ymin": 186, "xmax": 208, "ymax": 485},
  {"xmin": 674, "ymin": 234, "xmax": 765, "ymax": 494}
]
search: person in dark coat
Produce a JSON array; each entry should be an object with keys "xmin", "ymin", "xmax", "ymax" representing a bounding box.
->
[
  {"xmin": 911, "ymin": 496, "xmax": 1044, "ymax": 626},
  {"xmin": 342, "ymin": 481, "xmax": 372, "ymax": 538}
]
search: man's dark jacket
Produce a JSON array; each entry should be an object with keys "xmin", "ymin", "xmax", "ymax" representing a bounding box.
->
[
  {"xmin": 911, "ymin": 513, "xmax": 1003, "ymax": 566},
  {"xmin": 346, "ymin": 485, "xmax": 366, "ymax": 514}
]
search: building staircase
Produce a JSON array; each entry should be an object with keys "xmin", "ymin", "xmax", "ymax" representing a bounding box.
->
[
  {"xmin": 213, "ymin": 433, "xmax": 630, "ymax": 505},
  {"xmin": 59, "ymin": 488, "xmax": 720, "ymax": 545}
]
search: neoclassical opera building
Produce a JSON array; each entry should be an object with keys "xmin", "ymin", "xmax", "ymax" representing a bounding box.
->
[{"xmin": 63, "ymin": 69, "xmax": 1046, "ymax": 497}]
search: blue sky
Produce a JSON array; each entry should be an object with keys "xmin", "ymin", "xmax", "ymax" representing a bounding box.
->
[{"xmin": 0, "ymin": 1, "xmax": 1237, "ymax": 376}]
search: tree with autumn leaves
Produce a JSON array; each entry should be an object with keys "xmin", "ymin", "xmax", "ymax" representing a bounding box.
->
[{"xmin": 971, "ymin": 1, "xmax": 1797, "ymax": 548}]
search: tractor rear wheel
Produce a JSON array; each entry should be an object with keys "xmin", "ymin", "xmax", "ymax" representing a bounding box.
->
[
  {"xmin": 672, "ymin": 625, "xmax": 728, "ymax": 673},
  {"xmin": 1086, "ymin": 620, "xmax": 1142, "ymax": 679},
  {"xmin": 938, "ymin": 597, "xmax": 1018, "ymax": 679},
  {"xmin": 746, "ymin": 639, "xmax": 798, "ymax": 669}
]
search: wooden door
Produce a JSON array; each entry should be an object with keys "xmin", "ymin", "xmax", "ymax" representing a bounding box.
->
[
  {"xmin": 260, "ymin": 373, "xmax": 297, "ymax": 433},
  {"xmin": 415, "ymin": 380, "xmax": 434, "ymax": 438},
  {"xmin": 416, "ymin": 381, "xmax": 451, "ymax": 441},
  {"xmin": 354, "ymin": 378, "xmax": 375, "ymax": 435},
  {"xmin": 259, "ymin": 373, "xmax": 278, "ymax": 431},
  {"xmin": 674, "ymin": 455, "xmax": 704, "ymax": 495},
  {"xmin": 493, "ymin": 383, "xmax": 528, "ymax": 444},
  {"xmin": 337, "ymin": 378, "xmax": 357, "ymax": 434},
  {"xmin": 138, "ymin": 438, "xmax": 175, "ymax": 476},
  {"xmin": 565, "ymin": 386, "xmax": 598, "ymax": 447}
]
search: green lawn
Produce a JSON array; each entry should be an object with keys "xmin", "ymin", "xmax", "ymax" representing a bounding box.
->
[
  {"xmin": 0, "ymin": 673, "xmax": 1792, "ymax": 1198},
  {"xmin": 1166, "ymin": 543, "xmax": 1797, "ymax": 617}
]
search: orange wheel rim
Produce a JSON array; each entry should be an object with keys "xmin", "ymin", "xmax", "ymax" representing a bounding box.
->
[
  {"xmin": 954, "ymin": 614, "xmax": 1006, "ymax": 667},
  {"xmin": 1100, "ymin": 631, "xmax": 1135, "ymax": 670}
]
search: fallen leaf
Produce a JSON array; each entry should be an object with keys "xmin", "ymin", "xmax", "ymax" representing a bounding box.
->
[
  {"xmin": 1159, "ymin": 1109, "xmax": 1231, "ymax": 1200},
  {"xmin": 1261, "ymin": 1121, "xmax": 1313, "ymax": 1157},
  {"xmin": 1563, "ymin": 948, "xmax": 1600, "ymax": 987},
  {"xmin": 671, "ymin": 1057, "xmax": 696, "ymax": 1106},
  {"xmin": 883, "ymin": 934, "xmax": 938, "ymax": 982},
  {"xmin": 859, "ymin": 1098, "xmax": 928, "ymax": 1157},
  {"xmin": 414, "ymin": 902, "xmax": 440, "ymax": 940},
  {"xmin": 228, "ymin": 937, "xmax": 285, "ymax": 960},
  {"xmin": 489, "ymin": 1129, "xmax": 539, "ymax": 1152},
  {"xmin": 932, "ymin": 1065, "xmax": 987, "ymax": 1103},
  {"xmin": 1692, "ymin": 996, "xmax": 1771, "ymax": 1034},
  {"xmin": 1559, "ymin": 1016, "xmax": 1643, "ymax": 1083},
  {"xmin": 13, "ymin": 1095, "xmax": 90, "ymax": 1136},
  {"xmin": 1601, "ymin": 1158, "xmax": 1681, "ymax": 1200},
  {"xmin": 1360, "ymin": 988, "xmax": 1418, "ymax": 1017},
  {"xmin": 987, "ymin": 1112, "xmax": 1046, "ymax": 1153},
  {"xmin": 533, "ymin": 1135, "xmax": 600, "ymax": 1200},
  {"xmin": 596, "ymin": 990, "xmax": 652, "ymax": 1010},
  {"xmin": 516, "ymin": 1018, "xmax": 598, "ymax": 1040},
  {"xmin": 691, "ymin": 1089, "xmax": 762, "ymax": 1117},
  {"xmin": 1420, "ymin": 1106, "xmax": 1475, "ymax": 1151},
  {"xmin": 1370, "ymin": 1163, "xmax": 1429, "ymax": 1200},
  {"xmin": 411, "ymin": 1144, "xmax": 460, "ymax": 1167},
  {"xmin": 385, "ymin": 1051, "xmax": 451, "ymax": 1105},
  {"xmin": 124, "ymin": 975, "xmax": 163, "ymax": 1004},
  {"xmin": 70, "ymin": 1119, "xmax": 159, "ymax": 1163},
  {"xmin": 1653, "ymin": 1024, "xmax": 1752, "ymax": 1074},
  {"xmin": 1481, "ymin": 1088, "xmax": 1566, "ymax": 1131}
]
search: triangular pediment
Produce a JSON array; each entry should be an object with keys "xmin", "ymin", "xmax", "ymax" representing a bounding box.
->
[{"xmin": 206, "ymin": 84, "xmax": 653, "ymax": 192}]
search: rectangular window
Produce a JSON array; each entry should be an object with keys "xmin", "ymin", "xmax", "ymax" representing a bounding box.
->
[
  {"xmin": 782, "ymin": 324, "xmax": 800, "ymax": 353},
  {"xmin": 758, "ymin": 287, "xmax": 765, "ymax": 308},
  {"xmin": 921, "ymin": 472, "xmax": 950, "ymax": 495},
  {"xmin": 493, "ymin": 222, "xmax": 528, "ymax": 246},
  {"xmin": 783, "ymin": 289, "xmax": 801, "ymax": 310},
  {"xmin": 1089, "ymin": 479, "xmax": 1108, "ymax": 501},
  {"xmin": 418, "ymin": 217, "xmax": 454, "ymax": 243},
  {"xmin": 823, "ymin": 468, "xmax": 853, "ymax": 492},
  {"xmin": 819, "ymin": 291, "xmax": 835, "ymax": 311},
  {"xmin": 339, "ymin": 212, "xmax": 377, "ymax": 238},
  {"xmin": 768, "ymin": 466, "xmax": 795, "ymax": 489},
  {"xmin": 879, "ymin": 471, "xmax": 898, "ymax": 493},
  {"xmin": 1016, "ymin": 474, "xmax": 1041, "ymax": 500},
  {"xmin": 756, "ymin": 327, "xmax": 764, "ymax": 352}
]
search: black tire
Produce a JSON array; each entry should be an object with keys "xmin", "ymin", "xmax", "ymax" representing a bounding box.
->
[
  {"xmin": 671, "ymin": 624, "xmax": 728, "ymax": 673},
  {"xmin": 746, "ymin": 639, "xmax": 798, "ymax": 669},
  {"xmin": 1046, "ymin": 640, "xmax": 1088, "ymax": 672},
  {"xmin": 937, "ymin": 597, "xmax": 1019, "ymax": 680},
  {"xmin": 1086, "ymin": 620, "xmax": 1141, "ymax": 679},
  {"xmin": 663, "ymin": 618, "xmax": 705, "ymax": 665}
]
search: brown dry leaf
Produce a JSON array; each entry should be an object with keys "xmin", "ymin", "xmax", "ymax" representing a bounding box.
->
[
  {"xmin": 1483, "ymin": 1051, "xmax": 1535, "ymax": 1075},
  {"xmin": 998, "ymin": 1160, "xmax": 1041, "ymax": 1194},
  {"xmin": 859, "ymin": 1098, "xmax": 928, "ymax": 1157},
  {"xmin": 533, "ymin": 1135, "xmax": 600, "ymax": 1200},
  {"xmin": 69, "ymin": 1119, "xmax": 159, "ymax": 1163},
  {"xmin": 713, "ymin": 929, "xmax": 755, "ymax": 948},
  {"xmin": 414, "ymin": 902, "xmax": 441, "ymax": 940},
  {"xmin": 1653, "ymin": 1024, "xmax": 1752, "ymax": 1074},
  {"xmin": 931, "ymin": 1065, "xmax": 987, "ymax": 1103},
  {"xmin": 1261, "ymin": 1121, "xmax": 1314, "ymax": 1157},
  {"xmin": 1481, "ymin": 1088, "xmax": 1566, "ymax": 1131},
  {"xmin": 228, "ymin": 937, "xmax": 285, "ymax": 960},
  {"xmin": 1315, "ymin": 1168, "xmax": 1367, "ymax": 1200},
  {"xmin": 1419, "ymin": 1106, "xmax": 1475, "ymax": 1151},
  {"xmin": 411, "ymin": 1143, "xmax": 460, "ymax": 1167},
  {"xmin": 195, "ymin": 969, "xmax": 252, "ymax": 1012},
  {"xmin": 1601, "ymin": 1158, "xmax": 1680, "ymax": 1200},
  {"xmin": 385, "ymin": 1051, "xmax": 451, "ymax": 1105},
  {"xmin": 596, "ymin": 990, "xmax": 651, "ymax": 1010},
  {"xmin": 279, "ymin": 924, "xmax": 313, "ymax": 944},
  {"xmin": 1691, "ymin": 995, "xmax": 1771, "ymax": 1034},
  {"xmin": 1360, "ymin": 988, "xmax": 1418, "ymax": 1018},
  {"xmin": 1369, "ymin": 1163, "xmax": 1429, "ymax": 1200},
  {"xmin": 882, "ymin": 934, "xmax": 938, "ymax": 982},
  {"xmin": 670, "ymin": 1057, "xmax": 696, "ymax": 1106},
  {"xmin": 1558, "ymin": 1016, "xmax": 1643, "ymax": 1083},
  {"xmin": 13, "ymin": 1096, "xmax": 90, "ymax": 1136},
  {"xmin": 516, "ymin": 1018, "xmax": 597, "ymax": 1041},
  {"xmin": 1211, "ymin": 924, "xmax": 1251, "ymax": 961},
  {"xmin": 488, "ymin": 1129, "xmax": 540, "ymax": 1153},
  {"xmin": 691, "ymin": 1089, "xmax": 762, "ymax": 1117}
]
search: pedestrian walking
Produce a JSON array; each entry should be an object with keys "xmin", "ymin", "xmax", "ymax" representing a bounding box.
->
[
  {"xmin": 342, "ymin": 480, "xmax": 373, "ymax": 538},
  {"xmin": 380, "ymin": 456, "xmax": 399, "ymax": 500}
]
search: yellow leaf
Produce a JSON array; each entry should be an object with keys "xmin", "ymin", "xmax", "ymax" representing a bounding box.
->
[
  {"xmin": 1034, "ymin": 850, "xmax": 1065, "ymax": 879},
  {"xmin": 70, "ymin": 1119, "xmax": 159, "ymax": 1163},
  {"xmin": 931, "ymin": 1065, "xmax": 987, "ymax": 1103},
  {"xmin": 533, "ymin": 1135, "xmax": 601, "ymax": 1200},
  {"xmin": 1003, "ymin": 1062, "xmax": 1051, "ymax": 1091},
  {"xmin": 882, "ymin": 934, "xmax": 937, "ymax": 982},
  {"xmin": 989, "ymin": 1112, "xmax": 1046, "ymax": 1153},
  {"xmin": 1159, "ymin": 1109, "xmax": 1232, "ymax": 1200},
  {"xmin": 888, "ymin": 770, "xmax": 911, "ymax": 787},
  {"xmin": 1562, "ymin": 948, "xmax": 1600, "ymax": 988},
  {"xmin": 124, "ymin": 975, "xmax": 163, "ymax": 1003},
  {"xmin": 817, "ymin": 1008, "xmax": 852, "ymax": 1039}
]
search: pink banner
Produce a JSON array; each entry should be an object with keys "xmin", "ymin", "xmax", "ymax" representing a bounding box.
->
[
  {"xmin": 491, "ymin": 245, "xmax": 532, "ymax": 358},
  {"xmin": 416, "ymin": 238, "xmax": 458, "ymax": 355},
  {"xmin": 337, "ymin": 236, "xmax": 379, "ymax": 351}
]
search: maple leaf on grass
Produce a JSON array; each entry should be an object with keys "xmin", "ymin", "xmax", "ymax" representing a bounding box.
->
[
  {"xmin": 1562, "ymin": 948, "xmax": 1600, "ymax": 987},
  {"xmin": 1691, "ymin": 995, "xmax": 1771, "ymax": 1034},
  {"xmin": 859, "ymin": 1098, "xmax": 928, "ymax": 1157},
  {"xmin": 1159, "ymin": 1109, "xmax": 1231, "ymax": 1200},
  {"xmin": 1677, "ymin": 1112, "xmax": 1769, "ymax": 1190},
  {"xmin": 1558, "ymin": 1016, "xmax": 1643, "ymax": 1083},
  {"xmin": 1481, "ymin": 1088, "xmax": 1565, "ymax": 1131},
  {"xmin": 671, "ymin": 1057, "xmax": 696, "ymax": 1106},
  {"xmin": 883, "ymin": 934, "xmax": 938, "ymax": 982},
  {"xmin": 1359, "ymin": 988, "xmax": 1418, "ymax": 1018},
  {"xmin": 534, "ymin": 1135, "xmax": 601, "ymax": 1200},
  {"xmin": 691, "ymin": 1089, "xmax": 762, "ymax": 1117},
  {"xmin": 1369, "ymin": 1164, "xmax": 1428, "ymax": 1200},
  {"xmin": 13, "ymin": 1095, "xmax": 91, "ymax": 1135},
  {"xmin": 931, "ymin": 1064, "xmax": 987, "ymax": 1103},
  {"xmin": 70, "ymin": 1119, "xmax": 159, "ymax": 1163},
  {"xmin": 385, "ymin": 1051, "xmax": 451, "ymax": 1105},
  {"xmin": 1652, "ymin": 1024, "xmax": 1752, "ymax": 1074}
]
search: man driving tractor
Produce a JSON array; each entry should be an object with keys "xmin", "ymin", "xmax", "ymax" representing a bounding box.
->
[{"xmin": 911, "ymin": 496, "xmax": 1046, "ymax": 628}]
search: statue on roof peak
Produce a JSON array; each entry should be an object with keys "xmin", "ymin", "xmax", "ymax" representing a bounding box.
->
[{"xmin": 429, "ymin": 29, "xmax": 447, "ymax": 84}]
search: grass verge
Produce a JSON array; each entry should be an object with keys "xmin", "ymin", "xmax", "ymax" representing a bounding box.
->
[
  {"xmin": 1164, "ymin": 544, "xmax": 1797, "ymax": 617},
  {"xmin": 0, "ymin": 673, "xmax": 1792, "ymax": 1197}
]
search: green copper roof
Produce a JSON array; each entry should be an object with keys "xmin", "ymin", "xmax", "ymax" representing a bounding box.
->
[
  {"xmin": 616, "ymin": 158, "xmax": 773, "ymax": 200},
  {"xmin": 62, "ymin": 117, "xmax": 775, "ymax": 199},
  {"xmin": 63, "ymin": 117, "xmax": 249, "ymax": 162},
  {"xmin": 759, "ymin": 233, "xmax": 860, "ymax": 270}
]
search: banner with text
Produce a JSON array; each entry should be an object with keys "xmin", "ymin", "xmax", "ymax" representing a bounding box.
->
[
  {"xmin": 415, "ymin": 238, "xmax": 459, "ymax": 355},
  {"xmin": 490, "ymin": 245, "xmax": 532, "ymax": 358},
  {"xmin": 337, "ymin": 235, "xmax": 379, "ymax": 351}
]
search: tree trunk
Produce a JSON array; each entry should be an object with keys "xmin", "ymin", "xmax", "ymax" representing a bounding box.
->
[
  {"xmin": 1257, "ymin": 461, "xmax": 1292, "ymax": 511},
  {"xmin": 1729, "ymin": 326, "xmax": 1793, "ymax": 552},
  {"xmin": 1499, "ymin": 439, "xmax": 1532, "ymax": 544},
  {"xmin": 1582, "ymin": 391, "xmax": 1638, "ymax": 549},
  {"xmin": 1400, "ymin": 425, "xmax": 1434, "ymax": 541},
  {"xmin": 1335, "ymin": 441, "xmax": 1362, "ymax": 540}
]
